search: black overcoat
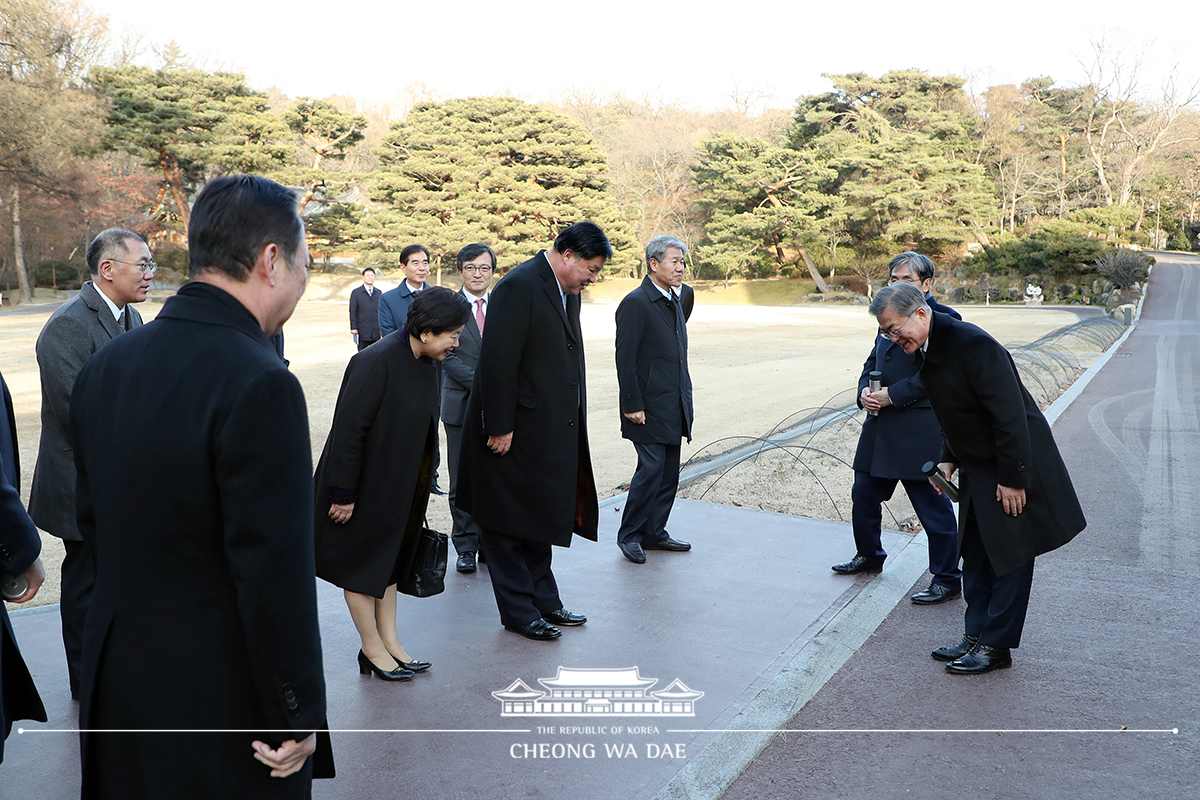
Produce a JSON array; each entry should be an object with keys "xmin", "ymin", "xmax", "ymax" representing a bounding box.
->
[
  {"xmin": 852, "ymin": 297, "xmax": 960, "ymax": 479},
  {"xmin": 70, "ymin": 282, "xmax": 333, "ymax": 797},
  {"xmin": 313, "ymin": 332, "xmax": 436, "ymax": 597},
  {"xmin": 456, "ymin": 252, "xmax": 599, "ymax": 545},
  {"xmin": 614, "ymin": 278, "xmax": 694, "ymax": 444},
  {"xmin": 348, "ymin": 285, "xmax": 381, "ymax": 342},
  {"xmin": 0, "ymin": 370, "xmax": 48, "ymax": 764},
  {"xmin": 921, "ymin": 311, "xmax": 1086, "ymax": 575}
]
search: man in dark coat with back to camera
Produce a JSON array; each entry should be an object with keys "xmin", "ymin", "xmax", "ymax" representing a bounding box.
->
[
  {"xmin": 29, "ymin": 226, "xmax": 150, "ymax": 699},
  {"xmin": 71, "ymin": 174, "xmax": 333, "ymax": 796},
  {"xmin": 614, "ymin": 235, "xmax": 695, "ymax": 564},
  {"xmin": 456, "ymin": 221, "xmax": 608, "ymax": 641},
  {"xmin": 0, "ymin": 367, "xmax": 48, "ymax": 764},
  {"xmin": 869, "ymin": 281, "xmax": 1086, "ymax": 674},
  {"xmin": 833, "ymin": 252, "xmax": 963, "ymax": 605}
]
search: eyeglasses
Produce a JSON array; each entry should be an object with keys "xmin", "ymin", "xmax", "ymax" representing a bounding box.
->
[
  {"xmin": 889, "ymin": 274, "xmax": 920, "ymax": 285},
  {"xmin": 878, "ymin": 316, "xmax": 913, "ymax": 340},
  {"xmin": 461, "ymin": 265, "xmax": 494, "ymax": 274},
  {"xmin": 109, "ymin": 258, "xmax": 158, "ymax": 276}
]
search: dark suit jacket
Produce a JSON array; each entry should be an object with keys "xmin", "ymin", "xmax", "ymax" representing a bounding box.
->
[
  {"xmin": 614, "ymin": 277, "xmax": 694, "ymax": 444},
  {"xmin": 314, "ymin": 333, "xmax": 436, "ymax": 597},
  {"xmin": 29, "ymin": 282, "xmax": 143, "ymax": 540},
  {"xmin": 921, "ymin": 311, "xmax": 1086, "ymax": 575},
  {"xmin": 71, "ymin": 282, "xmax": 332, "ymax": 796},
  {"xmin": 349, "ymin": 284, "xmax": 381, "ymax": 342},
  {"xmin": 456, "ymin": 252, "xmax": 599, "ymax": 545},
  {"xmin": 852, "ymin": 296, "xmax": 960, "ymax": 480},
  {"xmin": 0, "ymin": 371, "xmax": 48, "ymax": 764},
  {"xmin": 441, "ymin": 292, "xmax": 484, "ymax": 427},
  {"xmin": 378, "ymin": 281, "xmax": 418, "ymax": 338}
]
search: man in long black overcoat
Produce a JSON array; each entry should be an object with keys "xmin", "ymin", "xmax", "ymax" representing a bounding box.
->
[
  {"xmin": 870, "ymin": 282, "xmax": 1085, "ymax": 674},
  {"xmin": 456, "ymin": 222, "xmax": 608, "ymax": 640},
  {"xmin": 71, "ymin": 175, "xmax": 333, "ymax": 796}
]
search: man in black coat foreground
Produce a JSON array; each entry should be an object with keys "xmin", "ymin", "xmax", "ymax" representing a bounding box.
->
[
  {"xmin": 613, "ymin": 235, "xmax": 695, "ymax": 564},
  {"xmin": 0, "ymin": 368, "xmax": 47, "ymax": 764},
  {"xmin": 71, "ymin": 175, "xmax": 333, "ymax": 796},
  {"xmin": 869, "ymin": 282, "xmax": 1085, "ymax": 674},
  {"xmin": 834, "ymin": 252, "xmax": 963, "ymax": 605},
  {"xmin": 456, "ymin": 222, "xmax": 608, "ymax": 641}
]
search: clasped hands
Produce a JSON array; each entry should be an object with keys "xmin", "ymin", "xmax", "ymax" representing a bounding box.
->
[
  {"xmin": 252, "ymin": 733, "xmax": 316, "ymax": 778},
  {"xmin": 860, "ymin": 387, "xmax": 891, "ymax": 413}
]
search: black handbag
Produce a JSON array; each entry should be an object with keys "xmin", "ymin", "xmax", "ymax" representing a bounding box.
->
[{"xmin": 398, "ymin": 525, "xmax": 448, "ymax": 598}]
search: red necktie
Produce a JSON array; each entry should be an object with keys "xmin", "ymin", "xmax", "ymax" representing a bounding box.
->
[{"xmin": 475, "ymin": 298, "xmax": 486, "ymax": 334}]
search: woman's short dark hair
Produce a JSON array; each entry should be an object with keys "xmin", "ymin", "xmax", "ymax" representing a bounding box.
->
[
  {"xmin": 554, "ymin": 221, "xmax": 612, "ymax": 261},
  {"xmin": 457, "ymin": 243, "xmax": 496, "ymax": 270},
  {"xmin": 188, "ymin": 175, "xmax": 304, "ymax": 281},
  {"xmin": 399, "ymin": 244, "xmax": 430, "ymax": 265},
  {"xmin": 406, "ymin": 286, "xmax": 470, "ymax": 335}
]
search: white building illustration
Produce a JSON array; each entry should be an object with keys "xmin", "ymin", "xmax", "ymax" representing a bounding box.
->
[{"xmin": 493, "ymin": 667, "xmax": 704, "ymax": 717}]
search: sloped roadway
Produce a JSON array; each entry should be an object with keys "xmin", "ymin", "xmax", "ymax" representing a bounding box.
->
[{"xmin": 719, "ymin": 252, "xmax": 1200, "ymax": 800}]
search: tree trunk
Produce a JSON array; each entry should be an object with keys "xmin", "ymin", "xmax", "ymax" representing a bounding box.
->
[
  {"xmin": 12, "ymin": 184, "xmax": 32, "ymax": 304},
  {"xmin": 799, "ymin": 248, "xmax": 829, "ymax": 293}
]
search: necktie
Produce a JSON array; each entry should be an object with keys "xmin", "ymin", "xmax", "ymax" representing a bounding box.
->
[
  {"xmin": 475, "ymin": 298, "xmax": 486, "ymax": 334},
  {"xmin": 116, "ymin": 310, "xmax": 125, "ymax": 331}
]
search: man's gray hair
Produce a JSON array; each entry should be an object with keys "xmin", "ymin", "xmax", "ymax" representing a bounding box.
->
[
  {"xmin": 869, "ymin": 281, "xmax": 930, "ymax": 318},
  {"xmin": 87, "ymin": 228, "xmax": 147, "ymax": 277},
  {"xmin": 645, "ymin": 235, "xmax": 687, "ymax": 270},
  {"xmin": 888, "ymin": 251, "xmax": 936, "ymax": 282}
]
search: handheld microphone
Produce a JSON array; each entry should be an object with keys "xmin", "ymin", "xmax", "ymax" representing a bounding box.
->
[
  {"xmin": 922, "ymin": 461, "xmax": 959, "ymax": 503},
  {"xmin": 868, "ymin": 371, "xmax": 883, "ymax": 416}
]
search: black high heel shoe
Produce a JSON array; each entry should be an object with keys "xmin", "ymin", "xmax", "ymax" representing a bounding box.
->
[
  {"xmin": 358, "ymin": 650, "xmax": 414, "ymax": 681},
  {"xmin": 386, "ymin": 651, "xmax": 432, "ymax": 673}
]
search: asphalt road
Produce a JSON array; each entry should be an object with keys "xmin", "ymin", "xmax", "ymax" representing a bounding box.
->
[{"xmin": 719, "ymin": 253, "xmax": 1200, "ymax": 800}]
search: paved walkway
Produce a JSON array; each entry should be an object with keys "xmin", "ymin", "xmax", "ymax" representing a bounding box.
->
[
  {"xmin": 6, "ymin": 255, "xmax": 1195, "ymax": 797},
  {"xmin": 719, "ymin": 253, "xmax": 1199, "ymax": 800}
]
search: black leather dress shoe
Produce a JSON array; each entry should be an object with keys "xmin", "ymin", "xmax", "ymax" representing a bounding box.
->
[
  {"xmin": 618, "ymin": 542, "xmax": 646, "ymax": 563},
  {"xmin": 456, "ymin": 551, "xmax": 477, "ymax": 573},
  {"xmin": 831, "ymin": 555, "xmax": 884, "ymax": 575},
  {"xmin": 911, "ymin": 583, "xmax": 962, "ymax": 605},
  {"xmin": 505, "ymin": 619, "xmax": 562, "ymax": 640},
  {"xmin": 398, "ymin": 659, "xmax": 432, "ymax": 673},
  {"xmin": 931, "ymin": 634, "xmax": 979, "ymax": 662},
  {"xmin": 946, "ymin": 644, "xmax": 1012, "ymax": 674},
  {"xmin": 643, "ymin": 536, "xmax": 691, "ymax": 551},
  {"xmin": 543, "ymin": 608, "xmax": 587, "ymax": 626},
  {"xmin": 430, "ymin": 482, "xmax": 447, "ymax": 496}
]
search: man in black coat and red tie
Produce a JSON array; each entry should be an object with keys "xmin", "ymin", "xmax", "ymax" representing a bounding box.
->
[
  {"xmin": 71, "ymin": 175, "xmax": 333, "ymax": 795},
  {"xmin": 613, "ymin": 235, "xmax": 695, "ymax": 564},
  {"xmin": 869, "ymin": 281, "xmax": 1086, "ymax": 674},
  {"xmin": 456, "ymin": 222, "xmax": 608, "ymax": 640},
  {"xmin": 833, "ymin": 252, "xmax": 963, "ymax": 605}
]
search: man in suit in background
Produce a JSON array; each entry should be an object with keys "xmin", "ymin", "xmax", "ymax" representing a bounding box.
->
[
  {"xmin": 1, "ymin": 367, "xmax": 47, "ymax": 764},
  {"xmin": 378, "ymin": 244, "xmax": 445, "ymax": 493},
  {"xmin": 442, "ymin": 243, "xmax": 496, "ymax": 574},
  {"xmin": 456, "ymin": 221, "xmax": 608, "ymax": 641},
  {"xmin": 614, "ymin": 235, "xmax": 695, "ymax": 564},
  {"xmin": 71, "ymin": 175, "xmax": 332, "ymax": 794},
  {"xmin": 348, "ymin": 266, "xmax": 381, "ymax": 350},
  {"xmin": 833, "ymin": 252, "xmax": 963, "ymax": 605},
  {"xmin": 29, "ymin": 227, "xmax": 151, "ymax": 699},
  {"xmin": 869, "ymin": 282, "xmax": 1085, "ymax": 674}
]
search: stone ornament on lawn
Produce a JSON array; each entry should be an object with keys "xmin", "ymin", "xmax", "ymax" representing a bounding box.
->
[{"xmin": 1025, "ymin": 284, "xmax": 1043, "ymax": 305}]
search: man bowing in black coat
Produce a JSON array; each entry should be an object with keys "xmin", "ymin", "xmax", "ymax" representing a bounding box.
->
[
  {"xmin": 869, "ymin": 282, "xmax": 1086, "ymax": 674},
  {"xmin": 456, "ymin": 222, "xmax": 609, "ymax": 641},
  {"xmin": 71, "ymin": 175, "xmax": 333, "ymax": 795},
  {"xmin": 614, "ymin": 235, "xmax": 695, "ymax": 564}
]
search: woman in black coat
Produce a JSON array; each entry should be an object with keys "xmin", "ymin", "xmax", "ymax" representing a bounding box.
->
[{"xmin": 314, "ymin": 287, "xmax": 469, "ymax": 681}]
